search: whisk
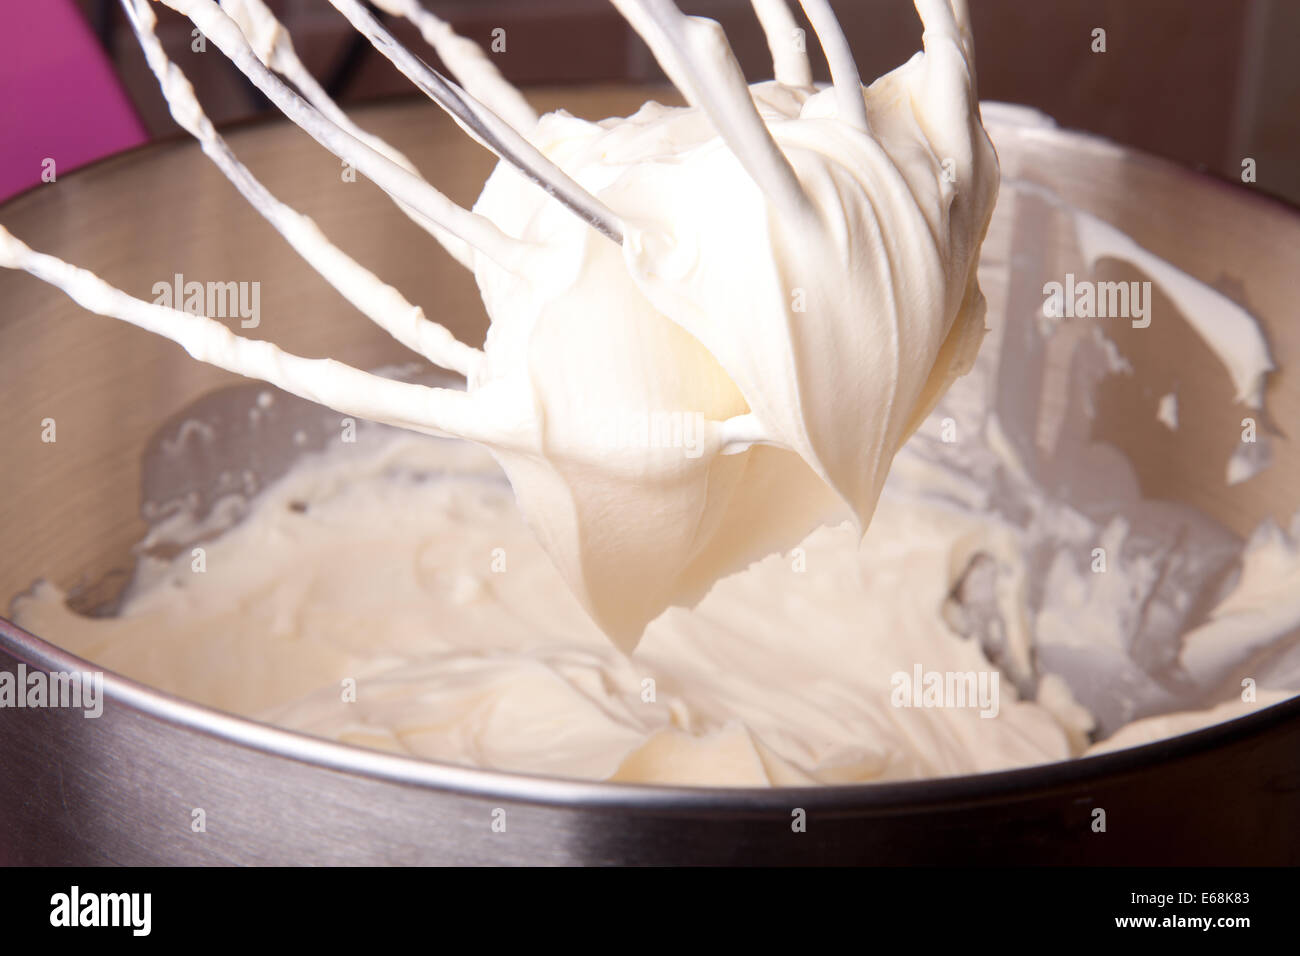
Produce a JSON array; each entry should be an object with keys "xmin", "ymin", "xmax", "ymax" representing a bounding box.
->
[
  {"xmin": 0, "ymin": 0, "xmax": 892, "ymax": 447},
  {"xmin": 0, "ymin": 0, "xmax": 991, "ymax": 644}
]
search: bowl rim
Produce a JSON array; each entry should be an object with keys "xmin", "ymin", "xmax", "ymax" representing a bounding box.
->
[
  {"xmin": 3, "ymin": 94, "xmax": 1298, "ymax": 810},
  {"xmin": 5, "ymin": 610, "xmax": 1299, "ymax": 811}
]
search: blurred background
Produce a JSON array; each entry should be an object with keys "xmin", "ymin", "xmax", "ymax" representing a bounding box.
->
[{"xmin": 2, "ymin": 0, "xmax": 1299, "ymax": 203}]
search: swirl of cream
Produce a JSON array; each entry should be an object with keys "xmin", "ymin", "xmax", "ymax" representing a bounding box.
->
[{"xmin": 469, "ymin": 1, "xmax": 999, "ymax": 648}]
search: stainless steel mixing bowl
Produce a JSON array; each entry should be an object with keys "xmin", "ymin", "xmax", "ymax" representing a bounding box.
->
[{"xmin": 1, "ymin": 90, "xmax": 1298, "ymax": 864}]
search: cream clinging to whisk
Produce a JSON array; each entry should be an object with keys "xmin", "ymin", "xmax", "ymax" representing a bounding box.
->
[{"xmin": 0, "ymin": 0, "xmax": 998, "ymax": 646}]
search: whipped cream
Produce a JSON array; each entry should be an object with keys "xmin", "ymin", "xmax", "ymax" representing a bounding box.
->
[
  {"xmin": 3, "ymin": 3, "xmax": 1298, "ymax": 787},
  {"xmin": 13, "ymin": 406, "xmax": 1296, "ymax": 785},
  {"xmin": 1, "ymin": 0, "xmax": 997, "ymax": 648},
  {"xmin": 12, "ymin": 115, "xmax": 1299, "ymax": 786},
  {"xmin": 16, "ymin": 433, "xmax": 1076, "ymax": 785},
  {"xmin": 467, "ymin": 44, "xmax": 998, "ymax": 644}
]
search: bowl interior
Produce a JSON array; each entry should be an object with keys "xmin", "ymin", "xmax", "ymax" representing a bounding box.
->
[{"xmin": 1, "ymin": 90, "xmax": 1298, "ymax": 760}]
